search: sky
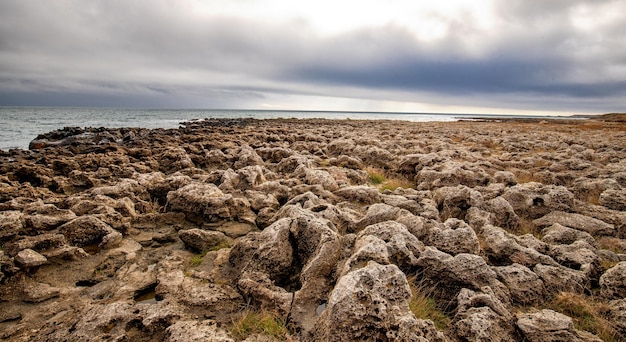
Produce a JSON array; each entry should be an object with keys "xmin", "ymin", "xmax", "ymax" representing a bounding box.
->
[{"xmin": 1, "ymin": 0, "xmax": 625, "ymax": 115}]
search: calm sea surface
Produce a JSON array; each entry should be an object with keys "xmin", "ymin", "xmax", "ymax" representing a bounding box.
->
[{"xmin": 0, "ymin": 107, "xmax": 558, "ymax": 150}]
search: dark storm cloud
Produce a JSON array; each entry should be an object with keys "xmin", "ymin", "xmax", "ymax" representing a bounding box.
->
[{"xmin": 0, "ymin": 0, "xmax": 625, "ymax": 113}]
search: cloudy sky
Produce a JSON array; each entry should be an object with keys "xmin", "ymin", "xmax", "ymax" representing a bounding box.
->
[{"xmin": 1, "ymin": 0, "xmax": 625, "ymax": 115}]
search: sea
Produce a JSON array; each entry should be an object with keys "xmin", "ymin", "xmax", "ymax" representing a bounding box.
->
[{"xmin": 0, "ymin": 107, "xmax": 567, "ymax": 151}]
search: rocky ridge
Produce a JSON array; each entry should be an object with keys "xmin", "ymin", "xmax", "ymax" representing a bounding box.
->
[{"xmin": 0, "ymin": 117, "xmax": 625, "ymax": 341}]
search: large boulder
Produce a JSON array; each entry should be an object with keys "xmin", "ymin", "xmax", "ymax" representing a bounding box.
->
[
  {"xmin": 501, "ymin": 183, "xmax": 574, "ymax": 219},
  {"xmin": 312, "ymin": 261, "xmax": 447, "ymax": 341}
]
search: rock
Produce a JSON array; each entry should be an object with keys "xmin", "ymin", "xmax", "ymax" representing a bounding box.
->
[
  {"xmin": 433, "ymin": 185, "xmax": 484, "ymax": 221},
  {"xmin": 483, "ymin": 196, "xmax": 520, "ymax": 231},
  {"xmin": 300, "ymin": 167, "xmax": 339, "ymax": 191},
  {"xmin": 416, "ymin": 247, "xmax": 509, "ymax": 303},
  {"xmin": 178, "ymin": 229, "xmax": 230, "ymax": 253},
  {"xmin": 516, "ymin": 309, "xmax": 602, "ymax": 342},
  {"xmin": 547, "ymin": 241, "xmax": 599, "ymax": 274},
  {"xmin": 59, "ymin": 215, "xmax": 121, "ymax": 248},
  {"xmin": 313, "ymin": 261, "xmax": 447, "ymax": 341},
  {"xmin": 534, "ymin": 211, "xmax": 614, "ymax": 236},
  {"xmin": 334, "ymin": 185, "xmax": 381, "ymax": 204},
  {"xmin": 607, "ymin": 299, "xmax": 626, "ymax": 337},
  {"xmin": 599, "ymin": 189, "xmax": 626, "ymax": 211},
  {"xmin": 494, "ymin": 263, "xmax": 544, "ymax": 305},
  {"xmin": 14, "ymin": 248, "xmax": 47, "ymax": 268},
  {"xmin": 424, "ymin": 218, "xmax": 481, "ymax": 256},
  {"xmin": 165, "ymin": 320, "xmax": 234, "ymax": 342},
  {"xmin": 354, "ymin": 203, "xmax": 406, "ymax": 232},
  {"xmin": 22, "ymin": 202, "xmax": 76, "ymax": 231},
  {"xmin": 237, "ymin": 271, "xmax": 294, "ymax": 316},
  {"xmin": 534, "ymin": 264, "xmax": 589, "ymax": 295},
  {"xmin": 541, "ymin": 223, "xmax": 596, "ymax": 246},
  {"xmin": 166, "ymin": 183, "xmax": 256, "ymax": 225},
  {"xmin": 3, "ymin": 233, "xmax": 67, "ymax": 257},
  {"xmin": 23, "ymin": 281, "xmax": 60, "ymax": 303},
  {"xmin": 233, "ymin": 144, "xmax": 264, "ymax": 169},
  {"xmin": 501, "ymin": 183, "xmax": 575, "ymax": 219},
  {"xmin": 454, "ymin": 287, "xmax": 517, "ymax": 342},
  {"xmin": 600, "ymin": 261, "xmax": 626, "ymax": 299},
  {"xmin": 479, "ymin": 225, "xmax": 557, "ymax": 268},
  {"xmin": 0, "ymin": 210, "xmax": 22, "ymax": 239}
]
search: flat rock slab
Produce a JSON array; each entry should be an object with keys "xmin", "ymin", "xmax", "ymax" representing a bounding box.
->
[{"xmin": 533, "ymin": 211, "xmax": 614, "ymax": 236}]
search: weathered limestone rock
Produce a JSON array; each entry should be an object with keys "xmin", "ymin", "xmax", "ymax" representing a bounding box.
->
[
  {"xmin": 424, "ymin": 218, "xmax": 481, "ymax": 256},
  {"xmin": 599, "ymin": 189, "xmax": 626, "ymax": 211},
  {"xmin": 14, "ymin": 248, "xmax": 47, "ymax": 268},
  {"xmin": 166, "ymin": 183, "xmax": 256, "ymax": 225},
  {"xmin": 0, "ymin": 210, "xmax": 22, "ymax": 239},
  {"xmin": 3, "ymin": 233, "xmax": 67, "ymax": 257},
  {"xmin": 501, "ymin": 183, "xmax": 575, "ymax": 219},
  {"xmin": 233, "ymin": 144, "xmax": 264, "ymax": 169},
  {"xmin": 313, "ymin": 261, "xmax": 447, "ymax": 341},
  {"xmin": 541, "ymin": 223, "xmax": 596, "ymax": 246},
  {"xmin": 334, "ymin": 185, "xmax": 381, "ymax": 204},
  {"xmin": 516, "ymin": 309, "xmax": 602, "ymax": 342},
  {"xmin": 165, "ymin": 320, "xmax": 234, "ymax": 342},
  {"xmin": 494, "ymin": 263, "xmax": 544, "ymax": 305},
  {"xmin": 534, "ymin": 264, "xmax": 589, "ymax": 295},
  {"xmin": 59, "ymin": 215, "xmax": 122, "ymax": 248},
  {"xmin": 416, "ymin": 247, "xmax": 510, "ymax": 303},
  {"xmin": 433, "ymin": 185, "xmax": 484, "ymax": 221},
  {"xmin": 483, "ymin": 196, "xmax": 520, "ymax": 231},
  {"xmin": 23, "ymin": 281, "xmax": 60, "ymax": 303},
  {"xmin": 534, "ymin": 211, "xmax": 614, "ymax": 236},
  {"xmin": 600, "ymin": 261, "xmax": 626, "ymax": 299},
  {"xmin": 454, "ymin": 287, "xmax": 517, "ymax": 342},
  {"xmin": 22, "ymin": 202, "xmax": 76, "ymax": 231},
  {"xmin": 547, "ymin": 240, "xmax": 599, "ymax": 275},
  {"xmin": 479, "ymin": 225, "xmax": 557, "ymax": 268},
  {"xmin": 178, "ymin": 229, "xmax": 229, "ymax": 253}
]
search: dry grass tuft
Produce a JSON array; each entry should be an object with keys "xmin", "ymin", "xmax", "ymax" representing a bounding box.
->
[
  {"xmin": 547, "ymin": 292, "xmax": 621, "ymax": 342},
  {"xmin": 408, "ymin": 277, "xmax": 450, "ymax": 330},
  {"xmin": 366, "ymin": 167, "xmax": 387, "ymax": 185},
  {"xmin": 230, "ymin": 309, "xmax": 290, "ymax": 341},
  {"xmin": 380, "ymin": 178, "xmax": 414, "ymax": 191}
]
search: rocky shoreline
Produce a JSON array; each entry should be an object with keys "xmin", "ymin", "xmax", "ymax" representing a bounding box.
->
[{"xmin": 1, "ymin": 117, "xmax": 626, "ymax": 341}]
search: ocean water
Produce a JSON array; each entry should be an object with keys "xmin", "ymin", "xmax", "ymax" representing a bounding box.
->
[{"xmin": 0, "ymin": 107, "xmax": 556, "ymax": 151}]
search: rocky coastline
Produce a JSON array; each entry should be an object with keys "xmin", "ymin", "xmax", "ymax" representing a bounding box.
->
[{"xmin": 1, "ymin": 117, "xmax": 626, "ymax": 341}]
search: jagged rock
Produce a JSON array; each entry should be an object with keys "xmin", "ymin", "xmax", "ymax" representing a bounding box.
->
[
  {"xmin": 342, "ymin": 221, "xmax": 423, "ymax": 276},
  {"xmin": 298, "ymin": 167, "xmax": 339, "ymax": 191},
  {"xmin": 233, "ymin": 144, "xmax": 264, "ymax": 169},
  {"xmin": 91, "ymin": 178, "xmax": 147, "ymax": 199},
  {"xmin": 547, "ymin": 241, "xmax": 599, "ymax": 275},
  {"xmin": 354, "ymin": 203, "xmax": 407, "ymax": 232},
  {"xmin": 245, "ymin": 190, "xmax": 280, "ymax": 212},
  {"xmin": 479, "ymin": 225, "xmax": 557, "ymax": 268},
  {"xmin": 599, "ymin": 189, "xmax": 626, "ymax": 211},
  {"xmin": 600, "ymin": 261, "xmax": 626, "ymax": 299},
  {"xmin": 381, "ymin": 194, "xmax": 421, "ymax": 215},
  {"xmin": 165, "ymin": 320, "xmax": 234, "ymax": 342},
  {"xmin": 417, "ymin": 160, "xmax": 491, "ymax": 189},
  {"xmin": 454, "ymin": 287, "xmax": 517, "ymax": 342},
  {"xmin": 501, "ymin": 183, "xmax": 575, "ymax": 219},
  {"xmin": 483, "ymin": 196, "xmax": 520, "ymax": 231},
  {"xmin": 330, "ymin": 155, "xmax": 364, "ymax": 169},
  {"xmin": 494, "ymin": 264, "xmax": 544, "ymax": 305},
  {"xmin": 416, "ymin": 247, "xmax": 510, "ymax": 303},
  {"xmin": 424, "ymin": 218, "xmax": 481, "ymax": 256},
  {"xmin": 313, "ymin": 261, "xmax": 447, "ymax": 341},
  {"xmin": 14, "ymin": 248, "xmax": 47, "ymax": 268},
  {"xmin": 178, "ymin": 229, "xmax": 230, "ymax": 253},
  {"xmin": 59, "ymin": 215, "xmax": 122, "ymax": 248},
  {"xmin": 607, "ymin": 299, "xmax": 626, "ymax": 337},
  {"xmin": 533, "ymin": 264, "xmax": 589, "ymax": 294},
  {"xmin": 22, "ymin": 202, "xmax": 76, "ymax": 231},
  {"xmin": 534, "ymin": 211, "xmax": 614, "ymax": 236},
  {"xmin": 0, "ymin": 210, "xmax": 22, "ymax": 239},
  {"xmin": 493, "ymin": 171, "xmax": 517, "ymax": 185},
  {"xmin": 541, "ymin": 223, "xmax": 596, "ymax": 246},
  {"xmin": 516, "ymin": 309, "xmax": 602, "ymax": 342},
  {"xmin": 166, "ymin": 183, "xmax": 256, "ymax": 225},
  {"xmin": 229, "ymin": 218, "xmax": 293, "ymax": 280},
  {"xmin": 23, "ymin": 281, "xmax": 60, "ymax": 303},
  {"xmin": 3, "ymin": 233, "xmax": 67, "ymax": 257},
  {"xmin": 334, "ymin": 185, "xmax": 381, "ymax": 204},
  {"xmin": 433, "ymin": 185, "xmax": 484, "ymax": 221}
]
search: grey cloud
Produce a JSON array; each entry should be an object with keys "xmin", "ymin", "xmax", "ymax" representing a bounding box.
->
[{"xmin": 0, "ymin": 0, "xmax": 625, "ymax": 113}]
